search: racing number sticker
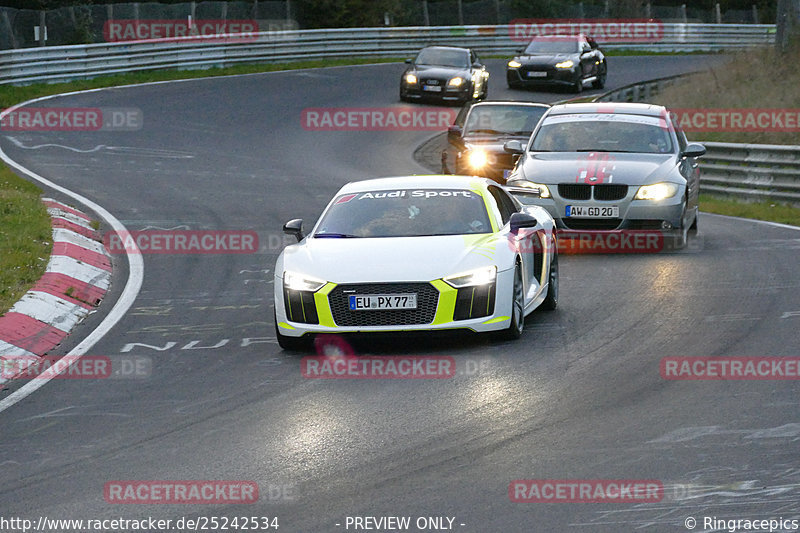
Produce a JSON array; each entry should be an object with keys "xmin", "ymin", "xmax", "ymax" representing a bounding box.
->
[{"xmin": 577, "ymin": 152, "xmax": 614, "ymax": 184}]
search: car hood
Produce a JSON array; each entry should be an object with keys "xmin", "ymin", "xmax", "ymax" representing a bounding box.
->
[
  {"xmin": 281, "ymin": 233, "xmax": 508, "ymax": 283},
  {"xmin": 516, "ymin": 53, "xmax": 575, "ymax": 65},
  {"xmin": 412, "ymin": 64, "xmax": 470, "ymax": 78},
  {"xmin": 517, "ymin": 152, "xmax": 678, "ymax": 185}
]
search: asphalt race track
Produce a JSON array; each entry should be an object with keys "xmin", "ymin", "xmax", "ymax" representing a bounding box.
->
[{"xmin": 2, "ymin": 56, "xmax": 800, "ymax": 532}]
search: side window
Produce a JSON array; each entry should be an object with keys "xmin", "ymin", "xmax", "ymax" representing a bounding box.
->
[
  {"xmin": 470, "ymin": 50, "xmax": 478, "ymax": 65},
  {"xmin": 488, "ymin": 186, "xmax": 517, "ymax": 225},
  {"xmin": 671, "ymin": 114, "xmax": 688, "ymax": 152}
]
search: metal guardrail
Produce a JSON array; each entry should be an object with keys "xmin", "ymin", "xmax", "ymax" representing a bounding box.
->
[
  {"xmin": 0, "ymin": 23, "xmax": 776, "ymax": 86},
  {"xmin": 700, "ymin": 142, "xmax": 800, "ymax": 204},
  {"xmin": 594, "ymin": 75, "xmax": 800, "ymax": 205}
]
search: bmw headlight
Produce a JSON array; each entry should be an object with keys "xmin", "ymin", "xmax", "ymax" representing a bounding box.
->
[
  {"xmin": 555, "ymin": 60, "xmax": 574, "ymax": 69},
  {"xmin": 507, "ymin": 60, "xmax": 522, "ymax": 68},
  {"xmin": 634, "ymin": 182, "xmax": 679, "ymax": 201},
  {"xmin": 444, "ymin": 266, "xmax": 497, "ymax": 288},
  {"xmin": 405, "ymin": 73, "xmax": 418, "ymax": 85},
  {"xmin": 448, "ymin": 76, "xmax": 464, "ymax": 87},
  {"xmin": 516, "ymin": 181, "xmax": 551, "ymax": 199},
  {"xmin": 284, "ymin": 271, "xmax": 326, "ymax": 292}
]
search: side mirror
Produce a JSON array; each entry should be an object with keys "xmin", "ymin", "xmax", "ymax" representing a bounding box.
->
[
  {"xmin": 504, "ymin": 139, "xmax": 524, "ymax": 154},
  {"xmin": 681, "ymin": 143, "xmax": 706, "ymax": 158},
  {"xmin": 509, "ymin": 212, "xmax": 538, "ymax": 234},
  {"xmin": 404, "ymin": 58, "xmax": 412, "ymax": 64},
  {"xmin": 448, "ymin": 125, "xmax": 463, "ymax": 139},
  {"xmin": 283, "ymin": 218, "xmax": 304, "ymax": 242}
]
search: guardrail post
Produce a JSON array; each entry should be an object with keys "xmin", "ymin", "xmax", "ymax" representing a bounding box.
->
[
  {"xmin": 37, "ymin": 10, "xmax": 46, "ymax": 46},
  {"xmin": 133, "ymin": 3, "xmax": 139, "ymax": 24},
  {"xmin": 715, "ymin": 3, "xmax": 722, "ymax": 23},
  {"xmin": 645, "ymin": 1, "xmax": 651, "ymax": 19},
  {"xmin": 680, "ymin": 4, "xmax": 687, "ymax": 23},
  {"xmin": 1, "ymin": 10, "xmax": 17, "ymax": 49},
  {"xmin": 753, "ymin": 4, "xmax": 759, "ymax": 23},
  {"xmin": 422, "ymin": 0, "xmax": 430, "ymax": 26},
  {"xmin": 457, "ymin": 0, "xmax": 463, "ymax": 25}
]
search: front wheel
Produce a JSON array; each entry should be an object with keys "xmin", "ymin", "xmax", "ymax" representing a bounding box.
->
[
  {"xmin": 497, "ymin": 265, "xmax": 524, "ymax": 340},
  {"xmin": 542, "ymin": 246, "xmax": 558, "ymax": 311},
  {"xmin": 592, "ymin": 65, "xmax": 607, "ymax": 89}
]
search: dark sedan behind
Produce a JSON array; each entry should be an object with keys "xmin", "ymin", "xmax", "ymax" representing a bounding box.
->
[{"xmin": 401, "ymin": 46, "xmax": 489, "ymax": 105}]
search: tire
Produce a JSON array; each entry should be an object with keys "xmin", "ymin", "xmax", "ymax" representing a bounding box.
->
[
  {"xmin": 542, "ymin": 246, "xmax": 558, "ymax": 311},
  {"xmin": 671, "ymin": 201, "xmax": 689, "ymax": 250},
  {"xmin": 274, "ymin": 310, "xmax": 311, "ymax": 352},
  {"xmin": 498, "ymin": 265, "xmax": 524, "ymax": 340},
  {"xmin": 689, "ymin": 205, "xmax": 699, "ymax": 234},
  {"xmin": 592, "ymin": 64, "xmax": 607, "ymax": 89},
  {"xmin": 572, "ymin": 72, "xmax": 583, "ymax": 93}
]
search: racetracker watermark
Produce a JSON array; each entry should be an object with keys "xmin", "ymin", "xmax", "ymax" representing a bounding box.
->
[
  {"xmin": 102, "ymin": 19, "xmax": 288, "ymax": 43},
  {"xmin": 301, "ymin": 355, "xmax": 456, "ymax": 379},
  {"xmin": 660, "ymin": 357, "xmax": 800, "ymax": 380},
  {"xmin": 670, "ymin": 108, "xmax": 800, "ymax": 132},
  {"xmin": 301, "ymin": 107, "xmax": 458, "ymax": 131},
  {"xmin": 509, "ymin": 19, "xmax": 664, "ymax": 43},
  {"xmin": 0, "ymin": 107, "xmax": 142, "ymax": 131},
  {"xmin": 510, "ymin": 230, "xmax": 668, "ymax": 254},
  {"xmin": 0, "ymin": 355, "xmax": 151, "ymax": 380},
  {"xmin": 104, "ymin": 481, "xmax": 258, "ymax": 504},
  {"xmin": 104, "ymin": 230, "xmax": 258, "ymax": 254},
  {"xmin": 509, "ymin": 479, "xmax": 664, "ymax": 503}
]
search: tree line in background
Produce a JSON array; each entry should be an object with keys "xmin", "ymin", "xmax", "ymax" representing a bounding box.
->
[{"xmin": 0, "ymin": 0, "xmax": 780, "ymax": 24}]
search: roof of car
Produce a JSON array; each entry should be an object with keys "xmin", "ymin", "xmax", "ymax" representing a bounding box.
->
[
  {"xmin": 338, "ymin": 175, "xmax": 492, "ymax": 194},
  {"xmin": 545, "ymin": 102, "xmax": 669, "ymax": 118},
  {"xmin": 419, "ymin": 45, "xmax": 470, "ymax": 52},
  {"xmin": 466, "ymin": 101, "xmax": 550, "ymax": 108}
]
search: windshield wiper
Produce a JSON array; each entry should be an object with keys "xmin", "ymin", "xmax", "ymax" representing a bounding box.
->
[{"xmin": 314, "ymin": 233, "xmax": 359, "ymax": 238}]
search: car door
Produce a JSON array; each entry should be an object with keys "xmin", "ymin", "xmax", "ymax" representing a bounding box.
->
[
  {"xmin": 673, "ymin": 117, "xmax": 700, "ymax": 212},
  {"xmin": 578, "ymin": 38, "xmax": 597, "ymax": 78},
  {"xmin": 488, "ymin": 185, "xmax": 538, "ymax": 297},
  {"xmin": 470, "ymin": 49, "xmax": 487, "ymax": 93}
]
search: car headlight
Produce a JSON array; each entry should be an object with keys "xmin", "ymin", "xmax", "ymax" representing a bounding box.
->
[
  {"xmin": 555, "ymin": 60, "xmax": 574, "ymax": 69},
  {"xmin": 507, "ymin": 60, "xmax": 522, "ymax": 68},
  {"xmin": 284, "ymin": 271, "xmax": 326, "ymax": 292},
  {"xmin": 448, "ymin": 76, "xmax": 464, "ymax": 87},
  {"xmin": 444, "ymin": 266, "xmax": 497, "ymax": 288},
  {"xmin": 467, "ymin": 149, "xmax": 491, "ymax": 169},
  {"xmin": 634, "ymin": 182, "xmax": 679, "ymax": 201},
  {"xmin": 405, "ymin": 73, "xmax": 418, "ymax": 85},
  {"xmin": 516, "ymin": 181, "xmax": 551, "ymax": 199}
]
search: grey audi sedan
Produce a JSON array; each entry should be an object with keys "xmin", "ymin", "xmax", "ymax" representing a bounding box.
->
[{"xmin": 505, "ymin": 103, "xmax": 706, "ymax": 249}]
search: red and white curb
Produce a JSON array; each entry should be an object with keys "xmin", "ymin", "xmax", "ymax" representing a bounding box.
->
[{"xmin": 0, "ymin": 198, "xmax": 112, "ymax": 383}]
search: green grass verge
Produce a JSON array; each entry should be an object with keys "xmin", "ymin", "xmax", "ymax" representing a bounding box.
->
[
  {"xmin": 700, "ymin": 194, "xmax": 800, "ymax": 227},
  {"xmin": 648, "ymin": 45, "xmax": 800, "ymax": 145},
  {"xmin": 0, "ymin": 162, "xmax": 52, "ymax": 316}
]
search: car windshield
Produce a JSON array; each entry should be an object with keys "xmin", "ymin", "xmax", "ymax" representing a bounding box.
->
[
  {"xmin": 524, "ymin": 39, "xmax": 579, "ymax": 54},
  {"xmin": 530, "ymin": 113, "xmax": 674, "ymax": 154},
  {"xmin": 415, "ymin": 48, "xmax": 469, "ymax": 68},
  {"xmin": 464, "ymin": 105, "xmax": 548, "ymax": 137},
  {"xmin": 314, "ymin": 188, "xmax": 492, "ymax": 238}
]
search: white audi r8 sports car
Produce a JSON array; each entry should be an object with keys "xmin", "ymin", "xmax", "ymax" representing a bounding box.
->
[{"xmin": 273, "ymin": 176, "xmax": 558, "ymax": 350}]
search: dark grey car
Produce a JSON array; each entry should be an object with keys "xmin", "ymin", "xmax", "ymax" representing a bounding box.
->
[
  {"xmin": 505, "ymin": 103, "xmax": 706, "ymax": 248},
  {"xmin": 400, "ymin": 46, "xmax": 489, "ymax": 105},
  {"xmin": 442, "ymin": 101, "xmax": 550, "ymax": 182}
]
